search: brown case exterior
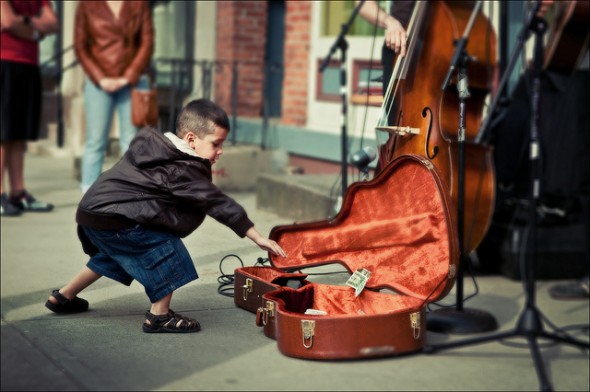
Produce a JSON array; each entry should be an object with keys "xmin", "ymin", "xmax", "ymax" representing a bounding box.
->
[
  {"xmin": 258, "ymin": 155, "xmax": 459, "ymax": 360},
  {"xmin": 233, "ymin": 266, "xmax": 309, "ymax": 313},
  {"xmin": 259, "ymin": 284, "xmax": 426, "ymax": 359}
]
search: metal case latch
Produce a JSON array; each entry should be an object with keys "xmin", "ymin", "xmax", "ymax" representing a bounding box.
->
[
  {"xmin": 302, "ymin": 320, "xmax": 315, "ymax": 349},
  {"xmin": 242, "ymin": 278, "xmax": 253, "ymax": 300},
  {"xmin": 261, "ymin": 301, "xmax": 274, "ymax": 326},
  {"xmin": 410, "ymin": 312, "xmax": 421, "ymax": 339}
]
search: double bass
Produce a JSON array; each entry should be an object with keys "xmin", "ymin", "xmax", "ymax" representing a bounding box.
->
[
  {"xmin": 375, "ymin": 1, "xmax": 497, "ymax": 253},
  {"xmin": 544, "ymin": 0, "xmax": 589, "ymax": 74}
]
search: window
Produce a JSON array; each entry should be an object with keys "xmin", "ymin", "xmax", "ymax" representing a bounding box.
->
[
  {"xmin": 151, "ymin": 0, "xmax": 194, "ymax": 90},
  {"xmin": 320, "ymin": 1, "xmax": 385, "ymax": 37},
  {"xmin": 316, "ymin": 59, "xmax": 341, "ymax": 102},
  {"xmin": 150, "ymin": 0, "xmax": 195, "ymax": 130},
  {"xmin": 351, "ymin": 60, "xmax": 383, "ymax": 106}
]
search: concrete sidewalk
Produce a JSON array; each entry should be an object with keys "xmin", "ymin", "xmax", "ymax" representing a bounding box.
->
[{"xmin": 1, "ymin": 153, "xmax": 589, "ymax": 391}]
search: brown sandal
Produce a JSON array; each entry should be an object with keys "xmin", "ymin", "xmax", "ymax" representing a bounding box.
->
[{"xmin": 142, "ymin": 310, "xmax": 201, "ymax": 333}]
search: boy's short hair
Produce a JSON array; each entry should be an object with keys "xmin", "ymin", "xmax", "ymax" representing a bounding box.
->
[{"xmin": 175, "ymin": 99, "xmax": 230, "ymax": 139}]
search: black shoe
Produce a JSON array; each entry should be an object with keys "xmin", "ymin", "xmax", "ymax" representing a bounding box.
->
[
  {"xmin": 549, "ymin": 276, "xmax": 590, "ymax": 300},
  {"xmin": 9, "ymin": 190, "xmax": 54, "ymax": 212},
  {"xmin": 45, "ymin": 289, "xmax": 89, "ymax": 314},
  {"xmin": 1, "ymin": 193, "xmax": 22, "ymax": 217}
]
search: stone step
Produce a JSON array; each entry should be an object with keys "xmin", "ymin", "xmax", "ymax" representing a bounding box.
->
[{"xmin": 256, "ymin": 172, "xmax": 342, "ymax": 223}]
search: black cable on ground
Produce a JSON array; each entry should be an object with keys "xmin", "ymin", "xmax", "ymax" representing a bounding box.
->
[
  {"xmin": 217, "ymin": 255, "xmax": 275, "ymax": 297},
  {"xmin": 217, "ymin": 254, "xmax": 244, "ymax": 298}
]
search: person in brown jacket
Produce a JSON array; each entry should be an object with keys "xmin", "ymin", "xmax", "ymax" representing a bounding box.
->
[{"xmin": 74, "ymin": 0, "xmax": 154, "ymax": 193}]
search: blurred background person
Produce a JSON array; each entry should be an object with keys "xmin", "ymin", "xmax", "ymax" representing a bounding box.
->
[
  {"xmin": 356, "ymin": 0, "xmax": 413, "ymax": 82},
  {"xmin": 481, "ymin": 0, "xmax": 588, "ymax": 296},
  {"xmin": 0, "ymin": 0, "xmax": 59, "ymax": 216},
  {"xmin": 74, "ymin": 0, "xmax": 154, "ymax": 193}
]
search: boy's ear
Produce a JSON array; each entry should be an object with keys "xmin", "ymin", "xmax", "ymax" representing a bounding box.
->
[{"xmin": 184, "ymin": 131, "xmax": 196, "ymax": 143}]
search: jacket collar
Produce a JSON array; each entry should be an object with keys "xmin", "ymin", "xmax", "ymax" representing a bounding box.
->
[{"xmin": 164, "ymin": 132, "xmax": 200, "ymax": 158}]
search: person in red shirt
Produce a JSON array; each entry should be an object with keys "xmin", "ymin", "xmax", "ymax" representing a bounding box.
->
[{"xmin": 0, "ymin": 0, "xmax": 59, "ymax": 216}]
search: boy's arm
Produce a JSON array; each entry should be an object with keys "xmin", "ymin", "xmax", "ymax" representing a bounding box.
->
[{"xmin": 245, "ymin": 227, "xmax": 287, "ymax": 257}]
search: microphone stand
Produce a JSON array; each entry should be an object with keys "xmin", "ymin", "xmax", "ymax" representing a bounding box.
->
[
  {"xmin": 427, "ymin": 0, "xmax": 498, "ymax": 334},
  {"xmin": 320, "ymin": 0, "xmax": 365, "ymax": 199},
  {"xmin": 424, "ymin": 3, "xmax": 589, "ymax": 391}
]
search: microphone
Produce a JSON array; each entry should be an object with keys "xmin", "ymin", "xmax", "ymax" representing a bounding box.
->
[
  {"xmin": 350, "ymin": 147, "xmax": 377, "ymax": 181},
  {"xmin": 350, "ymin": 146, "xmax": 376, "ymax": 169}
]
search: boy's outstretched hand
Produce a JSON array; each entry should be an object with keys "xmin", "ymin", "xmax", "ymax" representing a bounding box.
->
[{"xmin": 246, "ymin": 227, "xmax": 287, "ymax": 257}]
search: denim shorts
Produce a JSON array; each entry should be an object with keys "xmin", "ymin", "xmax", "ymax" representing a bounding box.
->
[{"xmin": 82, "ymin": 225, "xmax": 198, "ymax": 303}]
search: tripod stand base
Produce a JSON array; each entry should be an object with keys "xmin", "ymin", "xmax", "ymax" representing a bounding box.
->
[{"xmin": 427, "ymin": 307, "xmax": 498, "ymax": 334}]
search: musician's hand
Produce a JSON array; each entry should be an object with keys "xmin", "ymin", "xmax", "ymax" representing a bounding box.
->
[
  {"xmin": 536, "ymin": 0, "xmax": 554, "ymax": 18},
  {"xmin": 384, "ymin": 17, "xmax": 407, "ymax": 57}
]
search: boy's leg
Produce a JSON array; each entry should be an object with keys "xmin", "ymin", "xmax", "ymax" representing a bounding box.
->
[
  {"xmin": 143, "ymin": 291, "xmax": 201, "ymax": 333},
  {"xmin": 149, "ymin": 292, "xmax": 172, "ymax": 316},
  {"xmin": 46, "ymin": 266, "xmax": 102, "ymax": 305},
  {"xmin": 93, "ymin": 226, "xmax": 198, "ymax": 303},
  {"xmin": 78, "ymin": 225, "xmax": 200, "ymax": 332}
]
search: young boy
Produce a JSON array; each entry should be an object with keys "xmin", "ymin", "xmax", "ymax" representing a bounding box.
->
[{"xmin": 45, "ymin": 99, "xmax": 286, "ymax": 333}]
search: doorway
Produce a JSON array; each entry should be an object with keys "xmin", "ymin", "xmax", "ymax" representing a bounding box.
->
[{"xmin": 264, "ymin": 0, "xmax": 285, "ymax": 117}]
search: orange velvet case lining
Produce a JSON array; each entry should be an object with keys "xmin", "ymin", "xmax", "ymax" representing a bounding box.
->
[{"xmin": 267, "ymin": 154, "xmax": 459, "ymax": 313}]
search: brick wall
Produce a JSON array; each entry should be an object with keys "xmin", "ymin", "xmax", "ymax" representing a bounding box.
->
[
  {"xmin": 214, "ymin": 1, "xmax": 311, "ymax": 126},
  {"xmin": 215, "ymin": 1, "xmax": 268, "ymax": 117},
  {"xmin": 281, "ymin": 1, "xmax": 311, "ymax": 126}
]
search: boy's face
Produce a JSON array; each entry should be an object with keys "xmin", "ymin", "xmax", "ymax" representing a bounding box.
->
[{"xmin": 186, "ymin": 126, "xmax": 228, "ymax": 165}]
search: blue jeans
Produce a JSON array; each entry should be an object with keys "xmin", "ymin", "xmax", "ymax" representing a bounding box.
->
[
  {"xmin": 83, "ymin": 225, "xmax": 198, "ymax": 303},
  {"xmin": 81, "ymin": 79, "xmax": 137, "ymax": 193}
]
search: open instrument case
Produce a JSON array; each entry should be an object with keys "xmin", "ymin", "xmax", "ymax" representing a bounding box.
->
[{"xmin": 234, "ymin": 154, "xmax": 459, "ymax": 359}]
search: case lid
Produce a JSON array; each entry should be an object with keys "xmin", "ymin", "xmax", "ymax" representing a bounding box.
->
[{"xmin": 269, "ymin": 155, "xmax": 459, "ymax": 303}]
